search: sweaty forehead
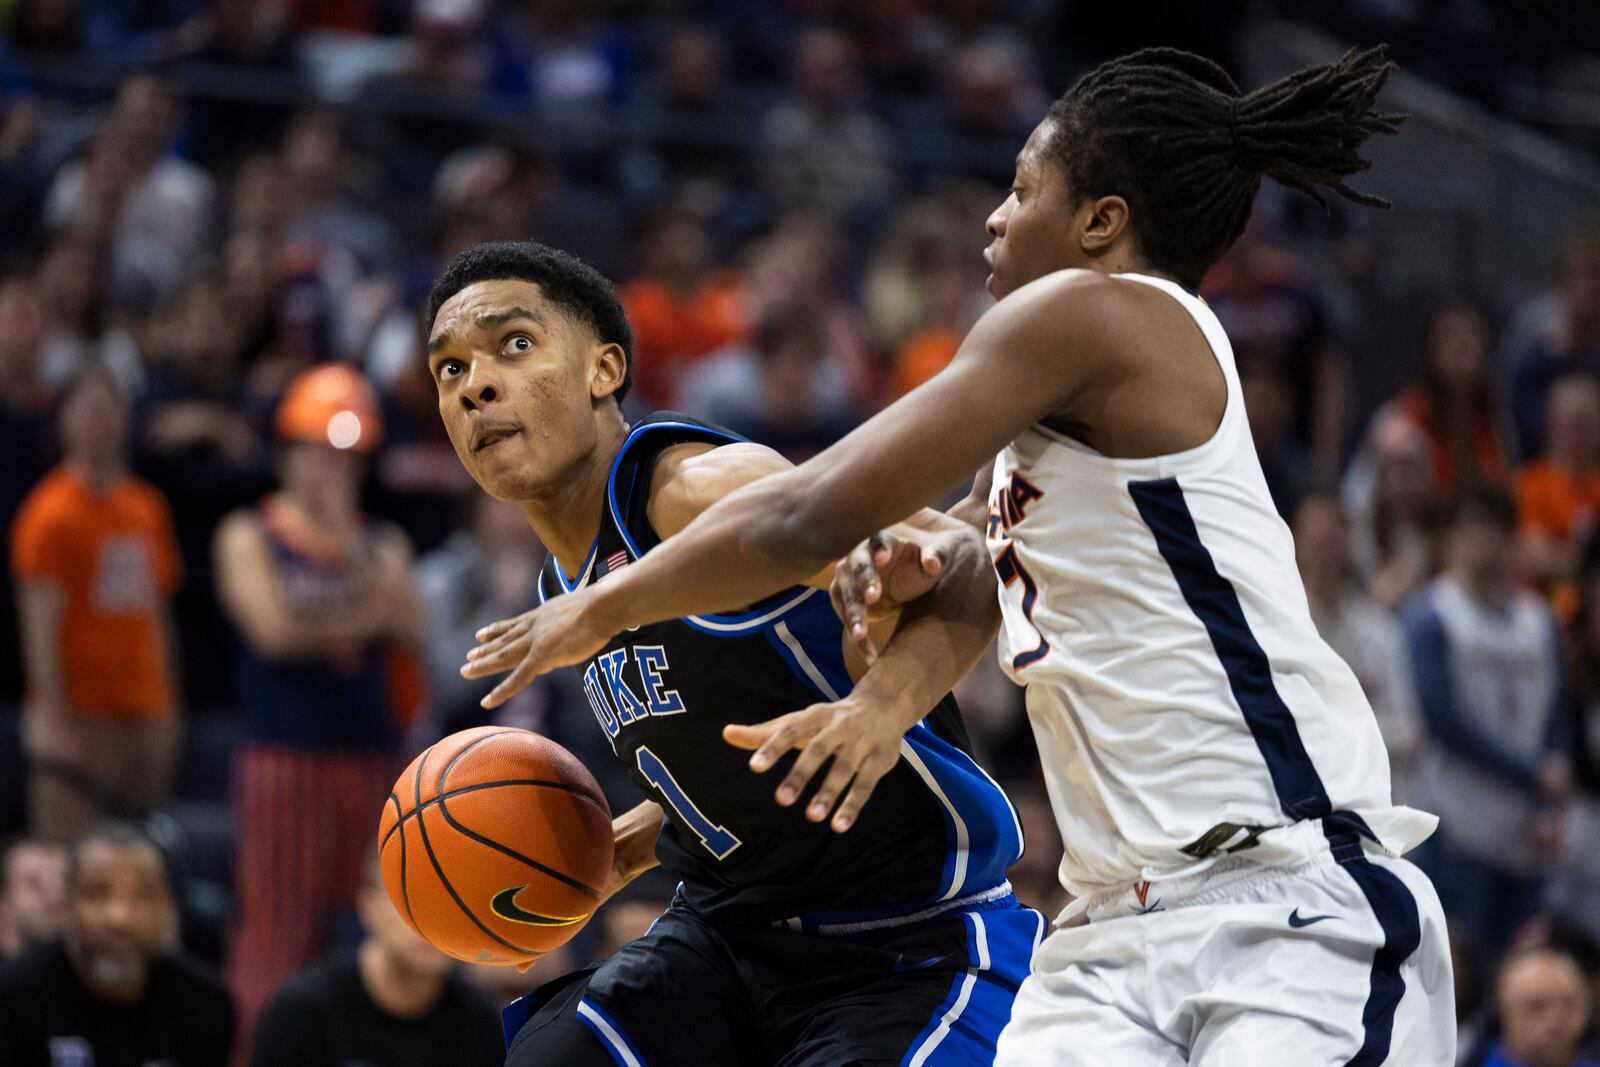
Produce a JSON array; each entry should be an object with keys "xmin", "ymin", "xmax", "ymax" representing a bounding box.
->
[{"xmin": 429, "ymin": 279, "xmax": 565, "ymax": 346}]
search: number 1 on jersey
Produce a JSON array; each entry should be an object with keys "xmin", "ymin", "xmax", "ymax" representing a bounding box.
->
[{"xmin": 636, "ymin": 746, "xmax": 743, "ymax": 860}]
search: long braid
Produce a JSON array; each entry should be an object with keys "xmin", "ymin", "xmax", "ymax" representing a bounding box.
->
[{"xmin": 1043, "ymin": 45, "xmax": 1404, "ymax": 287}]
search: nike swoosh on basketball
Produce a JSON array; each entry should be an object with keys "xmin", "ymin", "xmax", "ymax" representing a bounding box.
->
[
  {"xmin": 892, "ymin": 953, "xmax": 952, "ymax": 973},
  {"xmin": 490, "ymin": 885, "xmax": 586, "ymax": 927},
  {"xmin": 1287, "ymin": 908, "xmax": 1338, "ymax": 929}
]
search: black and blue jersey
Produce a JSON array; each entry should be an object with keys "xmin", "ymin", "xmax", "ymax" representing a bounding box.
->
[{"xmin": 537, "ymin": 413, "xmax": 1023, "ymax": 930}]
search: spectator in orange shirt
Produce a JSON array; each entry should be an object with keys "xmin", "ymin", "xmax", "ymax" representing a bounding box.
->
[
  {"xmin": 1380, "ymin": 303, "xmax": 1508, "ymax": 496},
  {"xmin": 618, "ymin": 208, "xmax": 745, "ymax": 408},
  {"xmin": 1518, "ymin": 375, "xmax": 1600, "ymax": 598},
  {"xmin": 10, "ymin": 366, "xmax": 183, "ymax": 842}
]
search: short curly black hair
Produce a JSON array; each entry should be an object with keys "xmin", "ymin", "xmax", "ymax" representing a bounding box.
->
[{"xmin": 426, "ymin": 241, "xmax": 634, "ymax": 402}]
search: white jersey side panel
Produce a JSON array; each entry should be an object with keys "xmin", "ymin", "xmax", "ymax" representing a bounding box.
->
[{"xmin": 986, "ymin": 272, "xmax": 1438, "ymax": 897}]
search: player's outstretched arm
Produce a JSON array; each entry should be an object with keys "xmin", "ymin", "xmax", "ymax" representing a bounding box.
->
[
  {"xmin": 463, "ymin": 270, "xmax": 1118, "ymax": 704},
  {"xmin": 830, "ymin": 463, "xmax": 994, "ymax": 661},
  {"xmin": 724, "ymin": 511, "xmax": 1000, "ymax": 832}
]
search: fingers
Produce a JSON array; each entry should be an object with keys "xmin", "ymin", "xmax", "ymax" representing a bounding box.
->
[
  {"xmin": 834, "ymin": 544, "xmax": 875, "ymax": 642},
  {"xmin": 827, "ymin": 756, "xmax": 895, "ymax": 833},
  {"xmin": 721, "ymin": 722, "xmax": 772, "ymax": 752},
  {"xmin": 853, "ymin": 535, "xmax": 889, "ymax": 608},
  {"xmin": 481, "ymin": 655, "xmax": 540, "ymax": 709},
  {"xmin": 460, "ymin": 639, "xmax": 526, "ymax": 679},
  {"xmin": 869, "ymin": 529, "xmax": 893, "ymax": 569},
  {"xmin": 465, "ymin": 620, "xmax": 527, "ymax": 667},
  {"xmin": 803, "ymin": 753, "xmax": 859, "ymax": 823},
  {"xmin": 474, "ymin": 615, "xmax": 521, "ymax": 643},
  {"xmin": 774, "ymin": 730, "xmax": 838, "ymax": 808},
  {"xmin": 723, "ymin": 709, "xmax": 824, "ymax": 773}
]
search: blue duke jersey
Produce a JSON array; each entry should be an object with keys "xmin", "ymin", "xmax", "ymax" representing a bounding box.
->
[{"xmin": 539, "ymin": 414, "xmax": 1022, "ymax": 929}]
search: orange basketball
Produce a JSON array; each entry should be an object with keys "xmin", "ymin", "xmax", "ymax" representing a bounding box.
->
[{"xmin": 378, "ymin": 726, "xmax": 614, "ymax": 967}]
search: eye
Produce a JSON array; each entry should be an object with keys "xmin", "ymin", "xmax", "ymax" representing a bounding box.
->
[
  {"xmin": 436, "ymin": 359, "xmax": 464, "ymax": 381},
  {"xmin": 502, "ymin": 333, "xmax": 534, "ymax": 356}
]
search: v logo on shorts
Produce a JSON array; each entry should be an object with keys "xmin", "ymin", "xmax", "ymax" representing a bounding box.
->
[{"xmin": 1287, "ymin": 908, "xmax": 1337, "ymax": 929}]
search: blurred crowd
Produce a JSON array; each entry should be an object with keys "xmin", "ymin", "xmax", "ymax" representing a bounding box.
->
[{"xmin": 1, "ymin": 2, "xmax": 1600, "ymax": 1066}]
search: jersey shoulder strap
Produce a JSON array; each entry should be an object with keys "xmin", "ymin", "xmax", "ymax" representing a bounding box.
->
[
  {"xmin": 602, "ymin": 411, "xmax": 747, "ymax": 565},
  {"xmin": 538, "ymin": 413, "xmax": 745, "ymax": 602}
]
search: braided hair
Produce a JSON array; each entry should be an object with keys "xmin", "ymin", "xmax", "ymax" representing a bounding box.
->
[{"xmin": 1043, "ymin": 45, "xmax": 1403, "ymax": 289}]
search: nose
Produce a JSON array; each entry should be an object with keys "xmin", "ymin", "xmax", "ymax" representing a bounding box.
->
[
  {"xmin": 986, "ymin": 194, "xmax": 1014, "ymax": 238},
  {"xmin": 459, "ymin": 360, "xmax": 500, "ymax": 412}
]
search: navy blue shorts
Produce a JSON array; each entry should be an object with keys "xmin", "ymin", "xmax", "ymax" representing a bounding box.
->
[{"xmin": 504, "ymin": 893, "xmax": 1043, "ymax": 1066}]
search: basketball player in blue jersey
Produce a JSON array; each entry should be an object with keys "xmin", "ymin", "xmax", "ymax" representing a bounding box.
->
[
  {"xmin": 424, "ymin": 241, "xmax": 1039, "ymax": 1066},
  {"xmin": 466, "ymin": 47, "xmax": 1457, "ymax": 1064}
]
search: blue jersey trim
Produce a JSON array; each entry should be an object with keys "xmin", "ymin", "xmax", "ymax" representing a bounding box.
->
[
  {"xmin": 1129, "ymin": 476, "xmax": 1336, "ymax": 824},
  {"xmin": 765, "ymin": 600, "xmax": 1021, "ymax": 905},
  {"xmin": 554, "ymin": 539, "xmax": 599, "ymax": 594},
  {"xmin": 899, "ymin": 905, "xmax": 1037, "ymax": 1066},
  {"xmin": 501, "ymin": 993, "xmax": 534, "ymax": 1050},
  {"xmin": 1327, "ymin": 827, "xmax": 1423, "ymax": 1065},
  {"xmin": 576, "ymin": 997, "xmax": 650, "ymax": 1067},
  {"xmin": 604, "ymin": 419, "xmax": 820, "ymax": 635},
  {"xmin": 902, "ymin": 723, "xmax": 1023, "ymax": 899}
]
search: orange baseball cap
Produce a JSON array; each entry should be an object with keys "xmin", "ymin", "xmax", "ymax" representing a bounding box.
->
[{"xmin": 275, "ymin": 363, "xmax": 383, "ymax": 454}]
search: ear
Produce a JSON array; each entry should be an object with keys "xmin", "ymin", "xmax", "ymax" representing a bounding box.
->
[
  {"xmin": 1078, "ymin": 195, "xmax": 1131, "ymax": 257},
  {"xmin": 590, "ymin": 342, "xmax": 628, "ymax": 402}
]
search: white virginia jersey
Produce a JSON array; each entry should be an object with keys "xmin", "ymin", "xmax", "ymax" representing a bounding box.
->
[{"xmin": 986, "ymin": 272, "xmax": 1438, "ymax": 899}]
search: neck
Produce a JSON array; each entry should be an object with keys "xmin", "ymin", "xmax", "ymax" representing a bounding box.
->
[
  {"xmin": 66, "ymin": 453, "xmax": 123, "ymax": 492},
  {"xmin": 66, "ymin": 948, "xmax": 145, "ymax": 1006},
  {"xmin": 278, "ymin": 485, "xmax": 356, "ymax": 533},
  {"xmin": 358, "ymin": 940, "xmax": 444, "ymax": 1020},
  {"xmin": 1103, "ymin": 256, "xmax": 1182, "ymax": 287},
  {"xmin": 519, "ymin": 412, "xmax": 630, "ymax": 579},
  {"xmin": 1450, "ymin": 566, "xmax": 1506, "ymax": 606}
]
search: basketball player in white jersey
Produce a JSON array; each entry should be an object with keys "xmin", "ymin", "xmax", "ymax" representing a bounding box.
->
[{"xmin": 462, "ymin": 45, "xmax": 1455, "ymax": 1064}]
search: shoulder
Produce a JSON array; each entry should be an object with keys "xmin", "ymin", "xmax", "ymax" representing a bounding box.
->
[
  {"xmin": 259, "ymin": 958, "xmax": 341, "ymax": 1017},
  {"xmin": 967, "ymin": 270, "xmax": 1176, "ymax": 373},
  {"xmin": 0, "ymin": 939, "xmax": 60, "ymax": 988},
  {"xmin": 368, "ymin": 519, "xmax": 416, "ymax": 562},
  {"xmin": 441, "ymin": 972, "xmax": 500, "ymax": 1023},
  {"xmin": 215, "ymin": 508, "xmax": 266, "ymax": 550},
  {"xmin": 158, "ymin": 952, "xmax": 233, "ymax": 1007},
  {"xmin": 1516, "ymin": 461, "xmax": 1560, "ymax": 495},
  {"xmin": 123, "ymin": 478, "xmax": 175, "ymax": 522},
  {"xmin": 12, "ymin": 469, "xmax": 73, "ymax": 529},
  {"xmin": 646, "ymin": 440, "xmax": 791, "ymax": 540}
]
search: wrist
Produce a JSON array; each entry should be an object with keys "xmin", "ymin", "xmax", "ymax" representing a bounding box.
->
[
  {"xmin": 838, "ymin": 682, "xmax": 920, "ymax": 733},
  {"xmin": 588, "ymin": 577, "xmax": 638, "ymax": 636}
]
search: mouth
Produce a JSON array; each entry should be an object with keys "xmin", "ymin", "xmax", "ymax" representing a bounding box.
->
[{"xmin": 471, "ymin": 425, "xmax": 521, "ymax": 453}]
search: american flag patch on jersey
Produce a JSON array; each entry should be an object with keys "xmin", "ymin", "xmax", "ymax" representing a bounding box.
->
[{"xmin": 606, "ymin": 549, "xmax": 630, "ymax": 573}]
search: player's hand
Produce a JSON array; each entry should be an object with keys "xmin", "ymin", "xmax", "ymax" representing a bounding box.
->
[
  {"xmin": 723, "ymin": 697, "xmax": 902, "ymax": 833},
  {"xmin": 461, "ymin": 589, "xmax": 618, "ymax": 708},
  {"xmin": 830, "ymin": 528, "xmax": 954, "ymax": 664}
]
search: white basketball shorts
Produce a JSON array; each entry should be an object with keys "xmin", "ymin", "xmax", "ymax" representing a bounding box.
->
[{"xmin": 996, "ymin": 835, "xmax": 1455, "ymax": 1065}]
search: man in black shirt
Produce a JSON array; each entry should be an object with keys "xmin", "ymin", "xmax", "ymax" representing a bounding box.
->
[
  {"xmin": 0, "ymin": 820, "xmax": 235, "ymax": 1066},
  {"xmin": 250, "ymin": 854, "xmax": 502, "ymax": 1067}
]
